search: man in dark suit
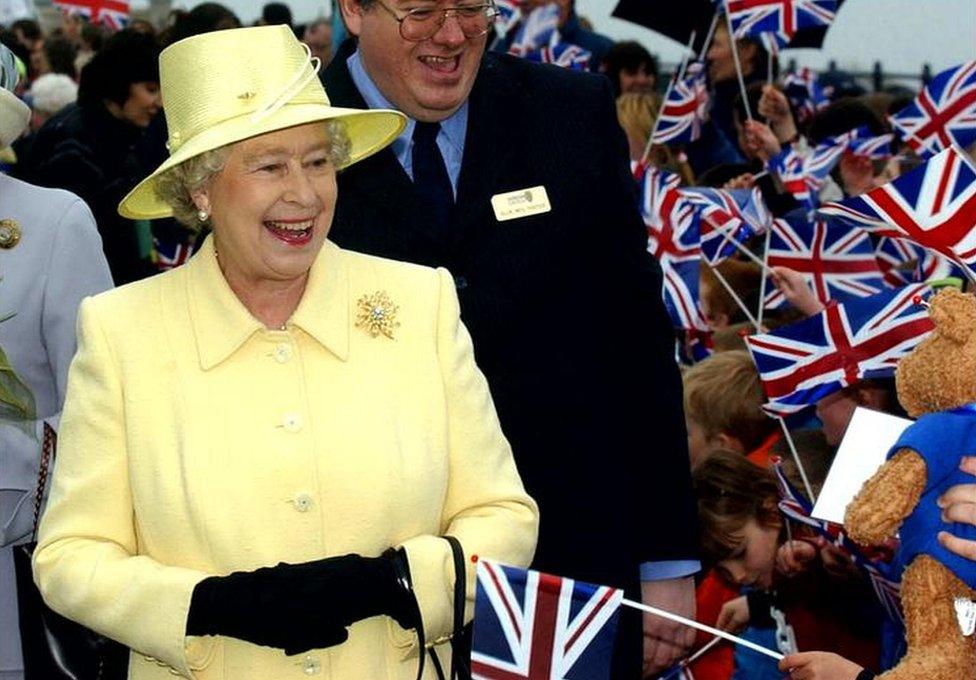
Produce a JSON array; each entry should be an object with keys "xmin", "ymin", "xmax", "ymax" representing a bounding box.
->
[{"xmin": 322, "ymin": 2, "xmax": 699, "ymax": 675}]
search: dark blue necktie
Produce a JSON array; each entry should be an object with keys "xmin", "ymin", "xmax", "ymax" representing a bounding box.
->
[{"xmin": 411, "ymin": 121, "xmax": 453, "ymax": 233}]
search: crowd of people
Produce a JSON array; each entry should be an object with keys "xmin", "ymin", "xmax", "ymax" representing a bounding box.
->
[{"xmin": 0, "ymin": 1, "xmax": 974, "ymax": 680}]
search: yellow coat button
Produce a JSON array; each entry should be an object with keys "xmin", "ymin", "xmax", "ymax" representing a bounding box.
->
[
  {"xmin": 293, "ymin": 494, "xmax": 313, "ymax": 512},
  {"xmin": 274, "ymin": 344, "xmax": 293, "ymax": 363},
  {"xmin": 282, "ymin": 413, "xmax": 303, "ymax": 432},
  {"xmin": 302, "ymin": 656, "xmax": 321, "ymax": 675}
]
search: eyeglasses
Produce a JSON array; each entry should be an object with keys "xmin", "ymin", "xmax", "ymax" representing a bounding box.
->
[{"xmin": 373, "ymin": 0, "xmax": 501, "ymax": 42}]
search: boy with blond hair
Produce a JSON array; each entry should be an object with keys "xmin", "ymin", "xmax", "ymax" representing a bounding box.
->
[
  {"xmin": 683, "ymin": 350, "xmax": 779, "ymax": 467},
  {"xmin": 684, "ymin": 352, "xmax": 781, "ymax": 679}
]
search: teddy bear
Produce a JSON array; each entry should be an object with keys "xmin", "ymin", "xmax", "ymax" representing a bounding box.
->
[{"xmin": 845, "ymin": 288, "xmax": 976, "ymax": 679}]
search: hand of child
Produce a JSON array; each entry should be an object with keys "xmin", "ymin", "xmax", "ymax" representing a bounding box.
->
[
  {"xmin": 758, "ymin": 84, "xmax": 798, "ymax": 144},
  {"xmin": 775, "ymin": 539, "xmax": 819, "ymax": 577},
  {"xmin": 938, "ymin": 455, "xmax": 976, "ymax": 561},
  {"xmin": 819, "ymin": 543, "xmax": 859, "ymax": 579},
  {"xmin": 744, "ymin": 119, "xmax": 782, "ymax": 163},
  {"xmin": 722, "ymin": 172, "xmax": 756, "ymax": 191},
  {"xmin": 716, "ymin": 595, "xmax": 750, "ymax": 633},
  {"xmin": 778, "ymin": 651, "xmax": 866, "ymax": 680},
  {"xmin": 770, "ymin": 266, "xmax": 825, "ymax": 317}
]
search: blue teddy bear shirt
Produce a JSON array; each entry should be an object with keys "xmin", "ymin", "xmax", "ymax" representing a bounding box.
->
[{"xmin": 888, "ymin": 409, "xmax": 976, "ymax": 587}]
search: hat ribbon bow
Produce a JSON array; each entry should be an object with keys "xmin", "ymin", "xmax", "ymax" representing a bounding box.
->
[{"xmin": 250, "ymin": 43, "xmax": 322, "ymax": 124}]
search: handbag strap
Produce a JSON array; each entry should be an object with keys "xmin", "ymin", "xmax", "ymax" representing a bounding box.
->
[
  {"xmin": 29, "ymin": 422, "xmax": 56, "ymax": 541},
  {"xmin": 443, "ymin": 535, "xmax": 466, "ymax": 680},
  {"xmin": 425, "ymin": 535, "xmax": 467, "ymax": 680}
]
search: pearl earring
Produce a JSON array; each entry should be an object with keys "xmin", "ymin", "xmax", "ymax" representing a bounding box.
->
[{"xmin": 197, "ymin": 209, "xmax": 209, "ymax": 222}]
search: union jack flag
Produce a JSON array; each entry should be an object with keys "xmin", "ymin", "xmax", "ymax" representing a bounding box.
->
[
  {"xmin": 842, "ymin": 126, "xmax": 894, "ymax": 160},
  {"xmin": 471, "ymin": 560, "xmax": 623, "ymax": 680},
  {"xmin": 889, "ymin": 61, "xmax": 976, "ymax": 158},
  {"xmin": 508, "ymin": 3, "xmax": 560, "ymax": 56},
  {"xmin": 681, "ymin": 328, "xmax": 715, "ymax": 365},
  {"xmin": 522, "ymin": 42, "xmax": 592, "ymax": 71},
  {"xmin": 767, "ymin": 136, "xmax": 849, "ymax": 212},
  {"xmin": 642, "ymin": 168, "xmax": 710, "ymax": 332},
  {"xmin": 665, "ymin": 260, "xmax": 709, "ymax": 333},
  {"xmin": 681, "ymin": 186, "xmax": 771, "ymax": 265},
  {"xmin": 767, "ymin": 145, "xmax": 818, "ymax": 210},
  {"xmin": 52, "ymin": 0, "xmax": 129, "ymax": 30},
  {"xmin": 783, "ymin": 68, "xmax": 831, "ymax": 124},
  {"xmin": 651, "ymin": 61, "xmax": 709, "ymax": 146},
  {"xmin": 153, "ymin": 239, "xmax": 192, "ymax": 271},
  {"xmin": 762, "ymin": 214, "xmax": 885, "ymax": 310},
  {"xmin": 493, "ymin": 0, "xmax": 523, "ymax": 39},
  {"xmin": 641, "ymin": 167, "xmax": 683, "ymax": 247},
  {"xmin": 818, "ymin": 146, "xmax": 976, "ymax": 272},
  {"xmin": 771, "ymin": 461, "xmax": 903, "ymax": 623},
  {"xmin": 874, "ymin": 236, "xmax": 967, "ymax": 287},
  {"xmin": 745, "ymin": 284, "xmax": 934, "ymax": 415},
  {"xmin": 725, "ymin": 0, "xmax": 838, "ymax": 48}
]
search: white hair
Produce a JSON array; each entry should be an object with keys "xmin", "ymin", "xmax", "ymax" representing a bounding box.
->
[{"xmin": 28, "ymin": 73, "xmax": 78, "ymax": 117}]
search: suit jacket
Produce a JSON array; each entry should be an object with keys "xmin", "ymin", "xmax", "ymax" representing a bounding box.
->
[
  {"xmin": 323, "ymin": 44, "xmax": 698, "ymax": 594},
  {"xmin": 33, "ymin": 238, "xmax": 538, "ymax": 679},
  {"xmin": 0, "ymin": 173, "xmax": 113, "ymax": 674}
]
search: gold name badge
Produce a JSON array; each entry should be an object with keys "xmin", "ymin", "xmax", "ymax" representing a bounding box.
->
[{"xmin": 490, "ymin": 186, "xmax": 551, "ymax": 222}]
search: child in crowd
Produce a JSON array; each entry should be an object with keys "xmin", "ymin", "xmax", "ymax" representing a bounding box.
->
[
  {"xmin": 681, "ymin": 351, "xmax": 781, "ymax": 678},
  {"xmin": 814, "ymin": 378, "xmax": 904, "ymax": 446},
  {"xmin": 694, "ymin": 451, "xmax": 883, "ymax": 679},
  {"xmin": 699, "ymin": 259, "xmax": 762, "ymax": 331},
  {"xmin": 682, "ymin": 350, "xmax": 779, "ymax": 467}
]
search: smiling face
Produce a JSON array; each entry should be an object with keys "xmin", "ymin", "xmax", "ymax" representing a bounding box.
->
[
  {"xmin": 192, "ymin": 123, "xmax": 337, "ymax": 294},
  {"xmin": 340, "ymin": 0, "xmax": 487, "ymax": 122},
  {"xmin": 118, "ymin": 81, "xmax": 161, "ymax": 128},
  {"xmin": 715, "ymin": 518, "xmax": 780, "ymax": 589}
]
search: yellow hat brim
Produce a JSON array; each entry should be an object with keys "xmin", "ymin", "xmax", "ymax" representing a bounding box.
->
[
  {"xmin": 0, "ymin": 87, "xmax": 30, "ymax": 148},
  {"xmin": 119, "ymin": 104, "xmax": 405, "ymax": 220}
]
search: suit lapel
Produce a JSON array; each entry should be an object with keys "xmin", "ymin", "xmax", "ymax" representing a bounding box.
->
[{"xmin": 453, "ymin": 55, "xmax": 520, "ymax": 245}]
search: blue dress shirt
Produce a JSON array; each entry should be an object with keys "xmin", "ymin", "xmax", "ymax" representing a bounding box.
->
[{"xmin": 346, "ymin": 50, "xmax": 467, "ymax": 198}]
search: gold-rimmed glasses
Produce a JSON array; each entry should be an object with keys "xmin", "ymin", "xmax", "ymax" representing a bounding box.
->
[{"xmin": 373, "ymin": 0, "xmax": 500, "ymax": 41}]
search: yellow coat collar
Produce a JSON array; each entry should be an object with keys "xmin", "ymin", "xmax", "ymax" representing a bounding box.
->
[{"xmin": 186, "ymin": 236, "xmax": 349, "ymax": 369}]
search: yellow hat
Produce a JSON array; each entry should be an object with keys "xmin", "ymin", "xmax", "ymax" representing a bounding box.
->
[
  {"xmin": 0, "ymin": 45, "xmax": 29, "ymax": 148},
  {"xmin": 119, "ymin": 25, "xmax": 405, "ymax": 220}
]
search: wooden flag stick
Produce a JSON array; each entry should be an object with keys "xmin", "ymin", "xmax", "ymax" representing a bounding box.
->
[
  {"xmin": 708, "ymin": 221, "xmax": 770, "ymax": 271},
  {"xmin": 706, "ymin": 260, "xmax": 761, "ymax": 330},
  {"xmin": 698, "ymin": 13, "xmax": 721, "ymax": 61},
  {"xmin": 724, "ymin": 5, "xmax": 753, "ymax": 120},
  {"xmin": 658, "ymin": 636, "xmax": 726, "ymax": 680},
  {"xmin": 757, "ymin": 228, "xmax": 773, "ymax": 327},
  {"xmin": 621, "ymin": 598, "xmax": 784, "ymax": 661},
  {"xmin": 778, "ymin": 416, "xmax": 817, "ymax": 503},
  {"xmin": 677, "ymin": 30, "xmax": 697, "ymax": 81},
  {"xmin": 686, "ymin": 635, "xmax": 725, "ymax": 666}
]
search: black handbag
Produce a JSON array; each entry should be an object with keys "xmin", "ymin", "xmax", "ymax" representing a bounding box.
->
[{"xmin": 12, "ymin": 423, "xmax": 129, "ymax": 680}]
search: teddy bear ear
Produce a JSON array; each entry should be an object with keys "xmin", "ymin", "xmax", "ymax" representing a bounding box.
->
[{"xmin": 928, "ymin": 289, "xmax": 976, "ymax": 344}]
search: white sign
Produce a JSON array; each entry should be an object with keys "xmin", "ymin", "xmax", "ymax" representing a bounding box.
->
[{"xmin": 811, "ymin": 407, "xmax": 913, "ymax": 525}]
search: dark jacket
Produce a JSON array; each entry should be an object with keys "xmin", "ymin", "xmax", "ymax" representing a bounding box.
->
[
  {"xmin": 14, "ymin": 103, "xmax": 157, "ymax": 284},
  {"xmin": 323, "ymin": 42, "xmax": 698, "ymax": 588}
]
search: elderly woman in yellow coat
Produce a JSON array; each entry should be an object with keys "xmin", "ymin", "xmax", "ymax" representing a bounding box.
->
[{"xmin": 31, "ymin": 25, "xmax": 539, "ymax": 680}]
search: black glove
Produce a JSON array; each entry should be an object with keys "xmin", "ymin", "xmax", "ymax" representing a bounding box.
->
[{"xmin": 186, "ymin": 549, "xmax": 421, "ymax": 655}]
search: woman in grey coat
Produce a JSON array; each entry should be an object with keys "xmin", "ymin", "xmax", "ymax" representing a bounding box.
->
[{"xmin": 0, "ymin": 44, "xmax": 113, "ymax": 680}]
